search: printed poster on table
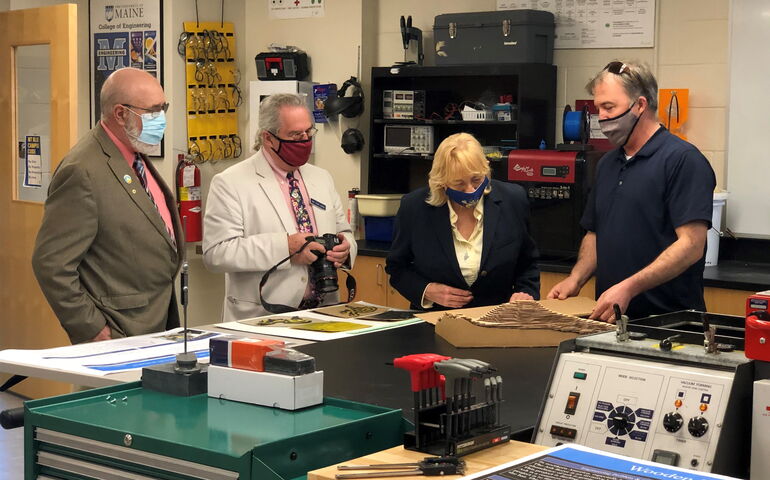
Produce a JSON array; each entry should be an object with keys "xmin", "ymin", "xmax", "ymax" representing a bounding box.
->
[
  {"xmin": 463, "ymin": 444, "xmax": 738, "ymax": 480},
  {"xmin": 89, "ymin": 0, "xmax": 163, "ymax": 156}
]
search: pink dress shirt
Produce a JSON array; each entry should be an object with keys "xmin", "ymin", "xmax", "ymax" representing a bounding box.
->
[
  {"xmin": 263, "ymin": 149, "xmax": 319, "ymax": 233},
  {"xmin": 101, "ymin": 121, "xmax": 176, "ymax": 243}
]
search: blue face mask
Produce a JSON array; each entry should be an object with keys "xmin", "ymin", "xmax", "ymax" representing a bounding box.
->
[
  {"xmin": 126, "ymin": 109, "xmax": 167, "ymax": 146},
  {"xmin": 446, "ymin": 176, "xmax": 489, "ymax": 208}
]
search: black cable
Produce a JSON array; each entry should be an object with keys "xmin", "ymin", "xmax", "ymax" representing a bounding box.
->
[
  {"xmin": 195, "ymin": 0, "xmax": 200, "ymax": 27},
  {"xmin": 220, "ymin": 0, "xmax": 224, "ymax": 28}
]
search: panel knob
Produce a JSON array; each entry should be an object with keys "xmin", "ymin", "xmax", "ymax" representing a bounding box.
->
[
  {"xmin": 662, "ymin": 412, "xmax": 684, "ymax": 433},
  {"xmin": 607, "ymin": 406, "xmax": 635, "ymax": 436},
  {"xmin": 687, "ymin": 416, "xmax": 709, "ymax": 437}
]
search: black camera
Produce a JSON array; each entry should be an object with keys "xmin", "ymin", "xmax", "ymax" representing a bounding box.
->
[{"xmin": 308, "ymin": 233, "xmax": 341, "ymax": 294}]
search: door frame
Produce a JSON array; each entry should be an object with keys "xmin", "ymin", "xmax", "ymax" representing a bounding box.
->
[{"xmin": 0, "ymin": 4, "xmax": 78, "ymax": 399}]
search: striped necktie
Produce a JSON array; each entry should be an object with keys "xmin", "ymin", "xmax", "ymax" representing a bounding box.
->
[
  {"xmin": 133, "ymin": 153, "xmax": 156, "ymax": 209},
  {"xmin": 133, "ymin": 153, "xmax": 176, "ymax": 249}
]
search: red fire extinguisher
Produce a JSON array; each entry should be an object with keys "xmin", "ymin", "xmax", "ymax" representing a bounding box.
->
[{"xmin": 176, "ymin": 154, "xmax": 202, "ymax": 242}]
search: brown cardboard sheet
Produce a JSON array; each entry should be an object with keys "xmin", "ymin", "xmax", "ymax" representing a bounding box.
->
[
  {"xmin": 416, "ymin": 297, "xmax": 597, "ymax": 325},
  {"xmin": 416, "ymin": 297, "xmax": 613, "ymax": 348}
]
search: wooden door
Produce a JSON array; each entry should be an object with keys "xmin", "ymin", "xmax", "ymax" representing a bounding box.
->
[{"xmin": 0, "ymin": 5, "xmax": 78, "ymax": 398}]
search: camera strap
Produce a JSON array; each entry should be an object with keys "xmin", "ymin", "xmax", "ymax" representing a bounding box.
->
[{"xmin": 259, "ymin": 238, "xmax": 357, "ymax": 314}]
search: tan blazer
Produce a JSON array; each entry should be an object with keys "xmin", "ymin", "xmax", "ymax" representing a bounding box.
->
[
  {"xmin": 32, "ymin": 124, "xmax": 183, "ymax": 344},
  {"xmin": 203, "ymin": 149, "xmax": 357, "ymax": 322}
]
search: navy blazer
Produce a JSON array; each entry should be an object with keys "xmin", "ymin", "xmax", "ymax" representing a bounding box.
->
[{"xmin": 386, "ymin": 180, "xmax": 540, "ymax": 310}]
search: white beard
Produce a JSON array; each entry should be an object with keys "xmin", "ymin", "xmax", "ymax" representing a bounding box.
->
[{"xmin": 125, "ymin": 122, "xmax": 157, "ymax": 154}]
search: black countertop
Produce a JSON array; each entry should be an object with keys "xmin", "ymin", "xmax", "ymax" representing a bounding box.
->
[
  {"xmin": 357, "ymin": 240, "xmax": 770, "ymax": 292},
  {"xmin": 296, "ymin": 322, "xmax": 556, "ymax": 434}
]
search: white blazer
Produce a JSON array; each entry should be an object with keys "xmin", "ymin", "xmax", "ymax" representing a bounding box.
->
[{"xmin": 203, "ymin": 150, "xmax": 357, "ymax": 322}]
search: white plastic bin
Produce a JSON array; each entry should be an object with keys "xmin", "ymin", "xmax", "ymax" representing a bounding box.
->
[
  {"xmin": 356, "ymin": 194, "xmax": 403, "ymax": 217},
  {"xmin": 705, "ymin": 191, "xmax": 728, "ymax": 267}
]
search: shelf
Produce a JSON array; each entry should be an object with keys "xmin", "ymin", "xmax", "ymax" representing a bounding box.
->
[
  {"xmin": 372, "ymin": 153, "xmax": 434, "ymax": 160},
  {"xmin": 373, "ymin": 118, "xmax": 517, "ymax": 126},
  {"xmin": 367, "ymin": 63, "xmax": 556, "ymax": 195}
]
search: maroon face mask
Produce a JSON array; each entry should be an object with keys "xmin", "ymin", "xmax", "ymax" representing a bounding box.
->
[{"xmin": 269, "ymin": 131, "xmax": 313, "ymax": 167}]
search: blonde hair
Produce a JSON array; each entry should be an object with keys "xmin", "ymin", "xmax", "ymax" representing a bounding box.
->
[{"xmin": 426, "ymin": 133, "xmax": 491, "ymax": 207}]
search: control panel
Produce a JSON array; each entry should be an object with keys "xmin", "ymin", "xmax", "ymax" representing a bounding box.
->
[
  {"xmin": 751, "ymin": 379, "xmax": 770, "ymax": 479},
  {"xmin": 526, "ymin": 185, "xmax": 571, "ymax": 200},
  {"xmin": 535, "ymin": 352, "xmax": 734, "ymax": 472},
  {"xmin": 384, "ymin": 125, "xmax": 434, "ymax": 155},
  {"xmin": 382, "ymin": 90, "xmax": 426, "ymax": 119}
]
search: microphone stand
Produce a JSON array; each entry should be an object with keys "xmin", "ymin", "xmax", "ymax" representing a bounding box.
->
[
  {"xmin": 142, "ymin": 216, "xmax": 208, "ymax": 396},
  {"xmin": 174, "ymin": 223, "xmax": 199, "ymax": 373}
]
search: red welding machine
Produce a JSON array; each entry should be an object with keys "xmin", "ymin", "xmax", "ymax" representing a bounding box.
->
[
  {"xmin": 506, "ymin": 149, "xmax": 603, "ymax": 259},
  {"xmin": 746, "ymin": 310, "xmax": 770, "ymax": 362},
  {"xmin": 747, "ymin": 290, "xmax": 770, "ymax": 316},
  {"xmin": 507, "ymin": 150, "xmax": 577, "ymax": 183}
]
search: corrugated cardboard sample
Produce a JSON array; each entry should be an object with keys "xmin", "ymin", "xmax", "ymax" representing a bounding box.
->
[{"xmin": 422, "ymin": 298, "xmax": 614, "ymax": 348}]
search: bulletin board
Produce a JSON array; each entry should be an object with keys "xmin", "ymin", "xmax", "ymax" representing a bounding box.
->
[
  {"xmin": 726, "ymin": 0, "xmax": 770, "ymax": 237},
  {"xmin": 180, "ymin": 21, "xmax": 242, "ymax": 163},
  {"xmin": 497, "ymin": 0, "xmax": 656, "ymax": 49}
]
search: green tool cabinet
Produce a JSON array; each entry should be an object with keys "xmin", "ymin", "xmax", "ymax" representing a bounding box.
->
[{"xmin": 23, "ymin": 382, "xmax": 406, "ymax": 479}]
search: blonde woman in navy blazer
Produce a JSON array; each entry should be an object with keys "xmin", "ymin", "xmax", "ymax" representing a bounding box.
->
[{"xmin": 386, "ymin": 133, "xmax": 540, "ymax": 311}]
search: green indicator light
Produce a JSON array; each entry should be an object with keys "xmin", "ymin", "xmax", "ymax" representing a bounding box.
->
[{"xmin": 573, "ymin": 372, "xmax": 587, "ymax": 380}]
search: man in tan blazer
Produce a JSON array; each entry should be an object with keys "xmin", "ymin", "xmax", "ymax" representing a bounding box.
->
[
  {"xmin": 32, "ymin": 68, "xmax": 182, "ymax": 344},
  {"xmin": 203, "ymin": 93, "xmax": 356, "ymax": 321}
]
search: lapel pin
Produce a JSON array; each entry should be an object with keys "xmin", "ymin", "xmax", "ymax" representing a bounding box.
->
[
  {"xmin": 123, "ymin": 174, "xmax": 132, "ymax": 184},
  {"xmin": 131, "ymin": 189, "xmax": 137, "ymax": 194}
]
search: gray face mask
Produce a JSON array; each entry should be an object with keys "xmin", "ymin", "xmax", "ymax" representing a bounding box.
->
[{"xmin": 599, "ymin": 101, "xmax": 641, "ymax": 147}]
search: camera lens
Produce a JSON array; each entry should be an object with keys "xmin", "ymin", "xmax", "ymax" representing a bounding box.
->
[{"xmin": 310, "ymin": 234, "xmax": 340, "ymax": 293}]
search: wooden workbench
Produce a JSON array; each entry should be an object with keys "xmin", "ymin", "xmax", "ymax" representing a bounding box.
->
[{"xmin": 308, "ymin": 441, "xmax": 548, "ymax": 480}]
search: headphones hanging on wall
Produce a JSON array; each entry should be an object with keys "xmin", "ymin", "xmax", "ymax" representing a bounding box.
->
[
  {"xmin": 341, "ymin": 128, "xmax": 365, "ymax": 154},
  {"xmin": 324, "ymin": 76, "xmax": 365, "ymax": 118}
]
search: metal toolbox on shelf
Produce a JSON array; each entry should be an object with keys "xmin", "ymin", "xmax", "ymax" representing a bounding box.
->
[{"xmin": 434, "ymin": 10, "xmax": 555, "ymax": 65}]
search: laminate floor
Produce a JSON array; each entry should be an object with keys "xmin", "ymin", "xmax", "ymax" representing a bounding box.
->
[{"xmin": 0, "ymin": 392, "xmax": 25, "ymax": 480}]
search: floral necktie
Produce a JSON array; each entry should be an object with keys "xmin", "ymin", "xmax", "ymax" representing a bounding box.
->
[{"xmin": 287, "ymin": 172, "xmax": 313, "ymax": 233}]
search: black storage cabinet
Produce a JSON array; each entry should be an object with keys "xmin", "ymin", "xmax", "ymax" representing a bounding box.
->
[
  {"xmin": 434, "ymin": 10, "xmax": 555, "ymax": 65},
  {"xmin": 367, "ymin": 64, "xmax": 556, "ymax": 194}
]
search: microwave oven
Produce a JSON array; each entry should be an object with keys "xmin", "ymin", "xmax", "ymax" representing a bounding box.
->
[{"xmin": 383, "ymin": 125, "xmax": 434, "ymax": 155}]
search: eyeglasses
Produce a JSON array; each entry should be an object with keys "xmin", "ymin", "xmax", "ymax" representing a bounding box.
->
[
  {"xmin": 121, "ymin": 103, "xmax": 170, "ymax": 118},
  {"xmin": 604, "ymin": 61, "xmax": 630, "ymax": 75},
  {"xmin": 271, "ymin": 126, "xmax": 318, "ymax": 141}
]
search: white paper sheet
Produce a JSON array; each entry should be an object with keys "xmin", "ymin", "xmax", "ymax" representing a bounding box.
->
[
  {"xmin": 218, "ymin": 310, "xmax": 423, "ymax": 341},
  {"xmin": 0, "ymin": 328, "xmax": 228, "ymax": 376},
  {"xmin": 497, "ymin": 0, "xmax": 656, "ymax": 49}
]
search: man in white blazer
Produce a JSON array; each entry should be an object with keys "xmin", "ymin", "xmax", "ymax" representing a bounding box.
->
[{"xmin": 203, "ymin": 93, "xmax": 357, "ymax": 321}]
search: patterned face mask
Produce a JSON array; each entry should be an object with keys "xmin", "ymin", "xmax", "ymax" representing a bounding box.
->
[
  {"xmin": 599, "ymin": 101, "xmax": 641, "ymax": 147},
  {"xmin": 446, "ymin": 176, "xmax": 489, "ymax": 208}
]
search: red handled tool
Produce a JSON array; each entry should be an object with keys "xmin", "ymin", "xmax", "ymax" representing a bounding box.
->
[
  {"xmin": 394, "ymin": 353, "xmax": 450, "ymax": 405},
  {"xmin": 394, "ymin": 353, "xmax": 451, "ymax": 449}
]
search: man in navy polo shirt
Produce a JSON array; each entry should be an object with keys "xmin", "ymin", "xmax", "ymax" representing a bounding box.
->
[{"xmin": 548, "ymin": 61, "xmax": 716, "ymax": 322}]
